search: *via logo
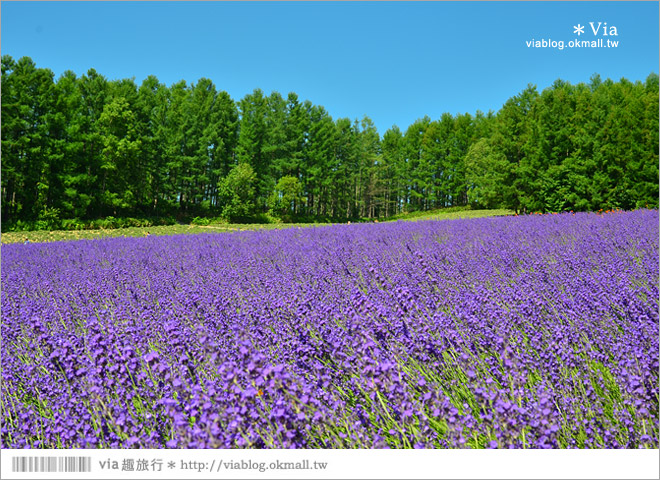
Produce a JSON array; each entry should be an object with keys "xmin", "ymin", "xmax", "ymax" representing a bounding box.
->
[{"xmin": 573, "ymin": 22, "xmax": 618, "ymax": 36}]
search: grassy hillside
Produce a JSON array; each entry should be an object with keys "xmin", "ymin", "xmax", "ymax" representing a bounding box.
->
[
  {"xmin": 385, "ymin": 207, "xmax": 514, "ymax": 222},
  {"xmin": 1, "ymin": 208, "xmax": 514, "ymax": 244}
]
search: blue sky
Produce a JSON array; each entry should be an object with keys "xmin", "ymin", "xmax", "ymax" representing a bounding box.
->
[{"xmin": 2, "ymin": 1, "xmax": 658, "ymax": 134}]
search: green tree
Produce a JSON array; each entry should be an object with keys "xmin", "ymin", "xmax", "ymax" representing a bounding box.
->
[
  {"xmin": 305, "ymin": 105, "xmax": 336, "ymax": 217},
  {"xmin": 380, "ymin": 126, "xmax": 405, "ymax": 216},
  {"xmin": 237, "ymin": 89, "xmax": 270, "ymax": 211},
  {"xmin": 464, "ymin": 138, "xmax": 514, "ymax": 208},
  {"xmin": 209, "ymin": 90, "xmax": 239, "ymax": 206},
  {"xmin": 490, "ymin": 85, "xmax": 539, "ymax": 212},
  {"xmin": 2, "ymin": 55, "xmax": 658, "ymax": 226},
  {"xmin": 136, "ymin": 75, "xmax": 167, "ymax": 214},
  {"xmin": 333, "ymin": 117, "xmax": 358, "ymax": 218},
  {"xmin": 77, "ymin": 68, "xmax": 110, "ymax": 217},
  {"xmin": 268, "ymin": 175, "xmax": 304, "ymax": 221},
  {"xmin": 403, "ymin": 116, "xmax": 431, "ymax": 211},
  {"xmin": 1, "ymin": 56, "xmax": 57, "ymax": 221},
  {"xmin": 98, "ymin": 97, "xmax": 142, "ymax": 215},
  {"xmin": 219, "ymin": 162, "xmax": 257, "ymax": 221},
  {"xmin": 356, "ymin": 116, "xmax": 381, "ymax": 218}
]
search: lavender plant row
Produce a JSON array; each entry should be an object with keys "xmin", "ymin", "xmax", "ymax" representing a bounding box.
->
[{"xmin": 1, "ymin": 211, "xmax": 658, "ymax": 448}]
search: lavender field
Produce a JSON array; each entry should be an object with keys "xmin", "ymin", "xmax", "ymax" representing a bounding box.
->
[{"xmin": 1, "ymin": 210, "xmax": 658, "ymax": 449}]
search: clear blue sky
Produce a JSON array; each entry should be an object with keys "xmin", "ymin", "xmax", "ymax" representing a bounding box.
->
[{"xmin": 2, "ymin": 1, "xmax": 658, "ymax": 134}]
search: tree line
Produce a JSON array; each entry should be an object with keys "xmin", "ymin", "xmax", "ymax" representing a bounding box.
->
[{"xmin": 2, "ymin": 55, "xmax": 658, "ymax": 227}]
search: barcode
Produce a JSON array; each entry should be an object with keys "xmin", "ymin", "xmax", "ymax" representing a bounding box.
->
[{"xmin": 11, "ymin": 456, "xmax": 92, "ymax": 473}]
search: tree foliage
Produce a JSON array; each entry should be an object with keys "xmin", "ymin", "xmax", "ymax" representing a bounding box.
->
[
  {"xmin": 218, "ymin": 162, "xmax": 257, "ymax": 222},
  {"xmin": 2, "ymin": 55, "xmax": 657, "ymax": 227}
]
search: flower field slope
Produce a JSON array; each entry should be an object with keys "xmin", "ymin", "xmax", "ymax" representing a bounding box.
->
[{"xmin": 1, "ymin": 210, "xmax": 658, "ymax": 448}]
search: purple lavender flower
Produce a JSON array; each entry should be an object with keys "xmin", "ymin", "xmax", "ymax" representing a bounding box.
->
[{"xmin": 1, "ymin": 210, "xmax": 657, "ymax": 448}]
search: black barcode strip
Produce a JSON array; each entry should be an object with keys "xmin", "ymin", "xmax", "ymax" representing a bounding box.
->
[{"xmin": 11, "ymin": 456, "xmax": 91, "ymax": 473}]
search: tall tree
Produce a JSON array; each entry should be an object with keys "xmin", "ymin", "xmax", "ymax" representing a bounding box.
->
[
  {"xmin": 490, "ymin": 85, "xmax": 539, "ymax": 213},
  {"xmin": 97, "ymin": 97, "xmax": 141, "ymax": 215},
  {"xmin": 1, "ymin": 56, "xmax": 56, "ymax": 220},
  {"xmin": 237, "ymin": 89, "xmax": 270, "ymax": 210},
  {"xmin": 2, "ymin": 55, "xmax": 658, "ymax": 226},
  {"xmin": 136, "ymin": 75, "xmax": 167, "ymax": 213},
  {"xmin": 50, "ymin": 70, "xmax": 86, "ymax": 218},
  {"xmin": 305, "ymin": 105, "xmax": 336, "ymax": 216},
  {"xmin": 403, "ymin": 116, "xmax": 431, "ymax": 211},
  {"xmin": 77, "ymin": 68, "xmax": 110, "ymax": 217},
  {"xmin": 207, "ymin": 90, "xmax": 239, "ymax": 209},
  {"xmin": 381, "ymin": 126, "xmax": 405, "ymax": 216}
]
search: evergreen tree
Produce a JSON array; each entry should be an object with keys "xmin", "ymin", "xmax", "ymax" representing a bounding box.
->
[
  {"xmin": 237, "ymin": 89, "xmax": 271, "ymax": 211},
  {"xmin": 2, "ymin": 55, "xmax": 658, "ymax": 227},
  {"xmin": 403, "ymin": 116, "xmax": 431, "ymax": 211},
  {"xmin": 381, "ymin": 126, "xmax": 405, "ymax": 216}
]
